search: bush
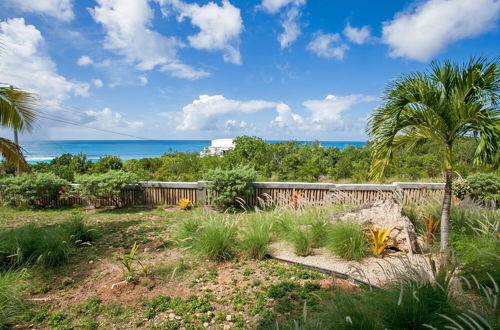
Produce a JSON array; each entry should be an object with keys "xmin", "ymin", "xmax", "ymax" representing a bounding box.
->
[
  {"xmin": 192, "ymin": 217, "xmax": 237, "ymax": 261},
  {"xmin": 92, "ymin": 155, "xmax": 123, "ymax": 173},
  {"xmin": 327, "ymin": 222, "xmax": 368, "ymax": 261},
  {"xmin": 62, "ymin": 214, "xmax": 96, "ymax": 245},
  {"xmin": 467, "ymin": 173, "xmax": 500, "ymax": 204},
  {"xmin": 240, "ymin": 217, "xmax": 272, "ymax": 259},
  {"xmin": 0, "ymin": 223, "xmax": 70, "ymax": 269},
  {"xmin": 204, "ymin": 165, "xmax": 257, "ymax": 210},
  {"xmin": 0, "ymin": 270, "xmax": 27, "ymax": 328},
  {"xmin": 451, "ymin": 177, "xmax": 471, "ymax": 199},
  {"xmin": 0, "ymin": 172, "xmax": 68, "ymax": 208},
  {"xmin": 74, "ymin": 170, "xmax": 138, "ymax": 207}
]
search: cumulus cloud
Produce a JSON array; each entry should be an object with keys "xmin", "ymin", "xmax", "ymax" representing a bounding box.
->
[
  {"xmin": 0, "ymin": 18, "xmax": 89, "ymax": 110},
  {"xmin": 90, "ymin": 0, "xmax": 209, "ymax": 79},
  {"xmin": 92, "ymin": 79, "xmax": 103, "ymax": 88},
  {"xmin": 84, "ymin": 107, "xmax": 144, "ymax": 131},
  {"xmin": 307, "ymin": 33, "xmax": 349, "ymax": 59},
  {"xmin": 382, "ymin": 0, "xmax": 500, "ymax": 61},
  {"xmin": 163, "ymin": 0, "xmax": 243, "ymax": 65},
  {"xmin": 270, "ymin": 103, "xmax": 303, "ymax": 128},
  {"xmin": 258, "ymin": 0, "xmax": 306, "ymax": 48},
  {"xmin": 259, "ymin": 0, "xmax": 305, "ymax": 14},
  {"xmin": 343, "ymin": 23, "xmax": 370, "ymax": 44},
  {"xmin": 4, "ymin": 0, "xmax": 74, "ymax": 22},
  {"xmin": 177, "ymin": 94, "xmax": 280, "ymax": 130},
  {"xmin": 303, "ymin": 94, "xmax": 377, "ymax": 129},
  {"xmin": 77, "ymin": 55, "xmax": 93, "ymax": 66}
]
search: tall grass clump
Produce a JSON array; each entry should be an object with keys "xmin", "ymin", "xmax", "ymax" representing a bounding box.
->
[
  {"xmin": 0, "ymin": 270, "xmax": 27, "ymax": 328},
  {"xmin": 240, "ymin": 216, "xmax": 272, "ymax": 259},
  {"xmin": 0, "ymin": 224, "xmax": 70, "ymax": 269},
  {"xmin": 174, "ymin": 216, "xmax": 203, "ymax": 247},
  {"xmin": 287, "ymin": 224, "xmax": 313, "ymax": 257},
  {"xmin": 62, "ymin": 214, "xmax": 96, "ymax": 245},
  {"xmin": 192, "ymin": 217, "xmax": 237, "ymax": 262},
  {"xmin": 327, "ymin": 222, "xmax": 368, "ymax": 261}
]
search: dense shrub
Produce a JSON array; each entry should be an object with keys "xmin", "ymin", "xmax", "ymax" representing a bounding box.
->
[
  {"xmin": 240, "ymin": 217, "xmax": 272, "ymax": 259},
  {"xmin": 467, "ymin": 173, "xmax": 500, "ymax": 204},
  {"xmin": 31, "ymin": 153, "xmax": 93, "ymax": 181},
  {"xmin": 204, "ymin": 165, "xmax": 257, "ymax": 210},
  {"xmin": 327, "ymin": 222, "xmax": 368, "ymax": 261},
  {"xmin": 0, "ymin": 223, "xmax": 70, "ymax": 269},
  {"xmin": 192, "ymin": 217, "xmax": 237, "ymax": 262},
  {"xmin": 0, "ymin": 270, "xmax": 27, "ymax": 328},
  {"xmin": 92, "ymin": 155, "xmax": 123, "ymax": 173},
  {"xmin": 0, "ymin": 172, "xmax": 68, "ymax": 208},
  {"xmin": 74, "ymin": 170, "xmax": 138, "ymax": 207}
]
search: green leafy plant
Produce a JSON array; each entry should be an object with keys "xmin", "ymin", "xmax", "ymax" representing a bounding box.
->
[
  {"xmin": 240, "ymin": 217, "xmax": 272, "ymax": 259},
  {"xmin": 121, "ymin": 243, "xmax": 139, "ymax": 274},
  {"xmin": 192, "ymin": 217, "xmax": 237, "ymax": 262},
  {"xmin": 467, "ymin": 173, "xmax": 500, "ymax": 204},
  {"xmin": 0, "ymin": 172, "xmax": 68, "ymax": 208},
  {"xmin": 327, "ymin": 222, "xmax": 368, "ymax": 261},
  {"xmin": 74, "ymin": 170, "xmax": 138, "ymax": 207},
  {"xmin": 451, "ymin": 177, "xmax": 471, "ymax": 200},
  {"xmin": 204, "ymin": 165, "xmax": 257, "ymax": 210}
]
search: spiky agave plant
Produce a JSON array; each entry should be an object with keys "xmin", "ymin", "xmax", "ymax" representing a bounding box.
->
[{"xmin": 369, "ymin": 225, "xmax": 392, "ymax": 257}]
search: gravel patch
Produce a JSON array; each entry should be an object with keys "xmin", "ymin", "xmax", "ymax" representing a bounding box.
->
[{"xmin": 269, "ymin": 241, "xmax": 433, "ymax": 287}]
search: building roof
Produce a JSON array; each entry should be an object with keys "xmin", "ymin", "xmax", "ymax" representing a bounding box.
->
[{"xmin": 210, "ymin": 138, "xmax": 234, "ymax": 148}]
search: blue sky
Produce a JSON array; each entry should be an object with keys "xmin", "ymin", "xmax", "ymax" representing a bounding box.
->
[{"xmin": 0, "ymin": 0, "xmax": 499, "ymax": 141}]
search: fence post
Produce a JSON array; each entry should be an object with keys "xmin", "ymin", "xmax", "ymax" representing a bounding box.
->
[
  {"xmin": 196, "ymin": 181, "xmax": 207, "ymax": 205},
  {"xmin": 135, "ymin": 183, "xmax": 146, "ymax": 206}
]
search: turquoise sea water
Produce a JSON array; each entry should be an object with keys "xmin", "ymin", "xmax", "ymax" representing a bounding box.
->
[{"xmin": 21, "ymin": 140, "xmax": 366, "ymax": 164}]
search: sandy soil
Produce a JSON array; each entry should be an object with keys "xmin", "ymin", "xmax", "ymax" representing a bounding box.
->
[{"xmin": 269, "ymin": 241, "xmax": 433, "ymax": 287}]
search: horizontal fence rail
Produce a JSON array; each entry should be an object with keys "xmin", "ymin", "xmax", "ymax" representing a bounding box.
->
[{"xmin": 0, "ymin": 181, "xmax": 444, "ymax": 208}]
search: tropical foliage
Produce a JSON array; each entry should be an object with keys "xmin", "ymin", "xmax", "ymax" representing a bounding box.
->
[{"xmin": 367, "ymin": 58, "xmax": 499, "ymax": 254}]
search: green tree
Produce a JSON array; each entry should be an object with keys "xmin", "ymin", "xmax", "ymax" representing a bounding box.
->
[
  {"xmin": 0, "ymin": 86, "xmax": 37, "ymax": 172},
  {"xmin": 92, "ymin": 155, "xmax": 123, "ymax": 173},
  {"xmin": 367, "ymin": 58, "xmax": 499, "ymax": 255}
]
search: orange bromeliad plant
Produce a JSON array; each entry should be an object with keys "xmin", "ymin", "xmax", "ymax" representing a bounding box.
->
[{"xmin": 424, "ymin": 215, "xmax": 441, "ymax": 245}]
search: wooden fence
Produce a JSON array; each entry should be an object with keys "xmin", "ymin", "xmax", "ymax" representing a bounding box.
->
[{"xmin": 0, "ymin": 181, "xmax": 444, "ymax": 208}]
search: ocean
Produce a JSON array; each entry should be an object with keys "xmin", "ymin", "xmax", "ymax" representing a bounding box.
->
[{"xmin": 21, "ymin": 140, "xmax": 366, "ymax": 164}]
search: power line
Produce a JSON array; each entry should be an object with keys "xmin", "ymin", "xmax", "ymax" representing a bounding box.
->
[{"xmin": 36, "ymin": 112, "xmax": 153, "ymax": 140}]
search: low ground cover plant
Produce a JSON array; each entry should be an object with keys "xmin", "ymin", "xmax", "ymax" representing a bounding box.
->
[{"xmin": 327, "ymin": 221, "xmax": 369, "ymax": 261}]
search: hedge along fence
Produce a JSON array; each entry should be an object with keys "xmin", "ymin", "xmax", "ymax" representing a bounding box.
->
[{"xmin": 0, "ymin": 181, "xmax": 444, "ymax": 208}]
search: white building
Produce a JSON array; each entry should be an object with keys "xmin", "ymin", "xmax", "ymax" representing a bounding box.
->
[{"xmin": 200, "ymin": 138, "xmax": 235, "ymax": 157}]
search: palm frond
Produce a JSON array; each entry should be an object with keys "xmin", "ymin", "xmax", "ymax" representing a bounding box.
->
[
  {"xmin": 0, "ymin": 137, "xmax": 30, "ymax": 172},
  {"xmin": 0, "ymin": 86, "xmax": 38, "ymax": 131}
]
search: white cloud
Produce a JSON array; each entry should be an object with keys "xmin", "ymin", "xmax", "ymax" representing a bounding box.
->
[
  {"xmin": 0, "ymin": 18, "xmax": 89, "ymax": 110},
  {"xmin": 343, "ymin": 23, "xmax": 370, "ymax": 44},
  {"xmin": 92, "ymin": 79, "xmax": 103, "ymax": 88},
  {"xmin": 4, "ymin": 0, "xmax": 74, "ymax": 22},
  {"xmin": 165, "ymin": 0, "xmax": 244, "ymax": 65},
  {"xmin": 270, "ymin": 103, "xmax": 303, "ymax": 128},
  {"xmin": 225, "ymin": 119, "xmax": 247, "ymax": 129},
  {"xmin": 90, "ymin": 0, "xmax": 209, "ymax": 79},
  {"xmin": 307, "ymin": 33, "xmax": 349, "ymax": 59},
  {"xmin": 258, "ymin": 0, "xmax": 306, "ymax": 48},
  {"xmin": 84, "ymin": 107, "xmax": 144, "ymax": 132},
  {"xmin": 137, "ymin": 75, "xmax": 148, "ymax": 86},
  {"xmin": 382, "ymin": 0, "xmax": 500, "ymax": 62},
  {"xmin": 77, "ymin": 55, "xmax": 94, "ymax": 66},
  {"xmin": 302, "ymin": 94, "xmax": 377, "ymax": 129},
  {"xmin": 278, "ymin": 6, "xmax": 302, "ymax": 49},
  {"xmin": 259, "ymin": 0, "xmax": 305, "ymax": 14},
  {"xmin": 177, "ymin": 94, "xmax": 280, "ymax": 130}
]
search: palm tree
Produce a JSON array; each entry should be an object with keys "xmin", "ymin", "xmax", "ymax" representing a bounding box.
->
[
  {"xmin": 367, "ymin": 58, "xmax": 499, "ymax": 255},
  {"xmin": 0, "ymin": 85, "xmax": 37, "ymax": 172}
]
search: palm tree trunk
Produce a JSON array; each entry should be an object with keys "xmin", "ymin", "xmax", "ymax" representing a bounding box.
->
[{"xmin": 440, "ymin": 144, "xmax": 453, "ymax": 260}]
